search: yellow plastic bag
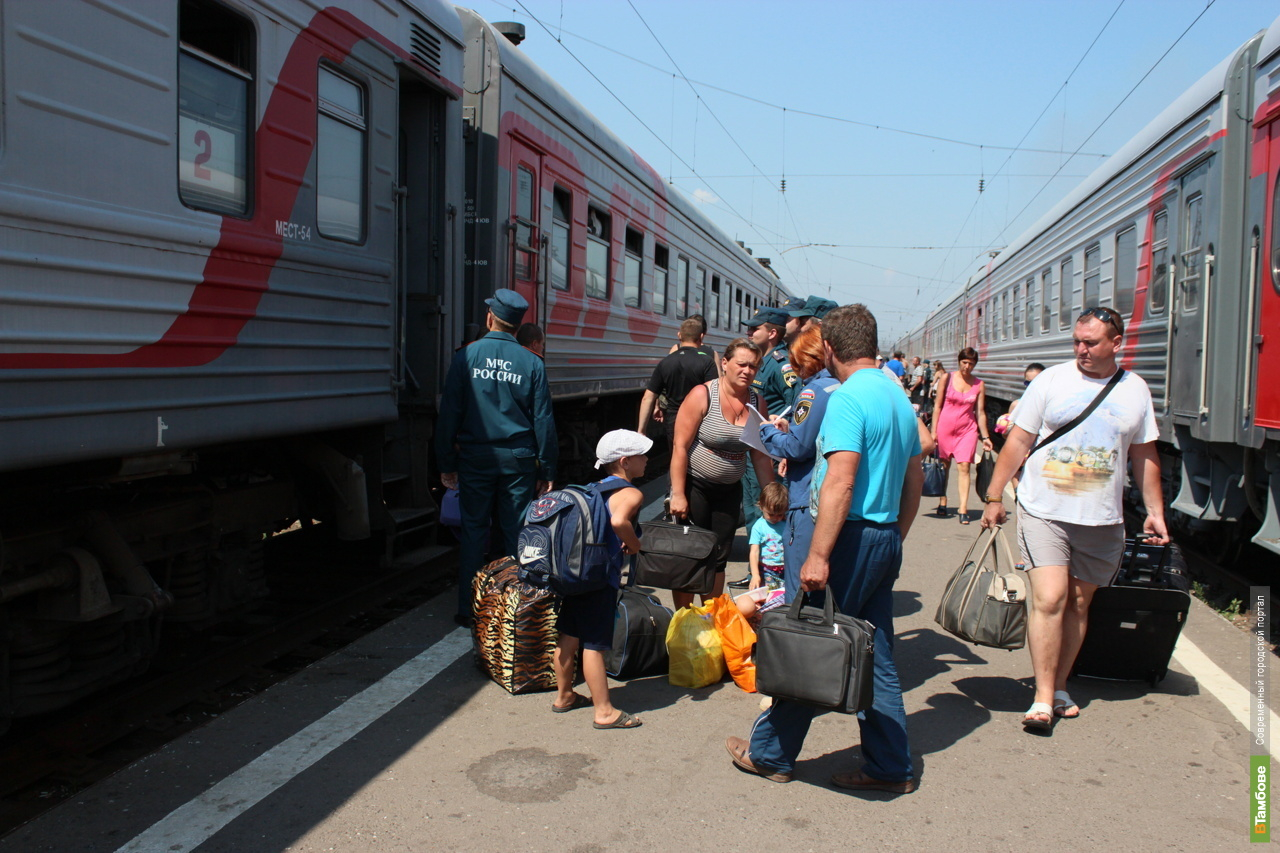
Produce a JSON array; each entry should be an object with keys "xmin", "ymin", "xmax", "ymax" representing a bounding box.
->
[{"xmin": 665, "ymin": 602, "xmax": 726, "ymax": 688}]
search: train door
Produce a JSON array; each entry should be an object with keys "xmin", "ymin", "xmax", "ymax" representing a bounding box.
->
[
  {"xmin": 509, "ymin": 138, "xmax": 542, "ymax": 320},
  {"xmin": 398, "ymin": 78, "xmax": 448, "ymax": 403},
  {"xmin": 1258, "ymin": 114, "xmax": 1280, "ymax": 431},
  {"xmin": 1169, "ymin": 160, "xmax": 1214, "ymax": 419}
]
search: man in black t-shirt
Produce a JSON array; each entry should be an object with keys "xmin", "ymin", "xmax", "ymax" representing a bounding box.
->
[{"xmin": 637, "ymin": 317, "xmax": 718, "ymax": 443}]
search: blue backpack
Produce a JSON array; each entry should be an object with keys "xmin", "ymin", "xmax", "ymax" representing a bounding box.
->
[{"xmin": 516, "ymin": 477, "xmax": 636, "ymax": 596}]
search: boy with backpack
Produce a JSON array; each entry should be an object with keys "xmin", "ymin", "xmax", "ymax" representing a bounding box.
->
[{"xmin": 550, "ymin": 430, "xmax": 650, "ymax": 729}]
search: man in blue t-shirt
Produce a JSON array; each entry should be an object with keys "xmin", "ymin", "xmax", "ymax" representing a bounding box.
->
[{"xmin": 725, "ymin": 304, "xmax": 924, "ymax": 795}]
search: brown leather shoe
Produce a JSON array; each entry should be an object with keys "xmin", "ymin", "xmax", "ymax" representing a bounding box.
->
[
  {"xmin": 725, "ymin": 736, "xmax": 792, "ymax": 783},
  {"xmin": 831, "ymin": 769, "xmax": 918, "ymax": 794}
]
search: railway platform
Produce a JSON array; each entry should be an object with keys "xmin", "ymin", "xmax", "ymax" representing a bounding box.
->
[{"xmin": 0, "ymin": 474, "xmax": 1263, "ymax": 852}]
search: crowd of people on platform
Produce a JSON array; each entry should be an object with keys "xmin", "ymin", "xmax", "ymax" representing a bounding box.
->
[{"xmin": 436, "ymin": 286, "xmax": 1169, "ymax": 790}]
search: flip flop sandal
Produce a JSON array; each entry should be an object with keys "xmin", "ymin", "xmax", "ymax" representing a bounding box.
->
[
  {"xmin": 551, "ymin": 693, "xmax": 591, "ymax": 713},
  {"xmin": 958, "ymin": 516, "xmax": 971, "ymax": 525},
  {"xmin": 1022, "ymin": 702, "xmax": 1053, "ymax": 731},
  {"xmin": 594, "ymin": 710, "xmax": 642, "ymax": 729},
  {"xmin": 1053, "ymin": 690, "xmax": 1080, "ymax": 718}
]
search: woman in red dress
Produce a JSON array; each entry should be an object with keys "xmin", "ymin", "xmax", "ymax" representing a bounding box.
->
[{"xmin": 930, "ymin": 347, "xmax": 993, "ymax": 523}]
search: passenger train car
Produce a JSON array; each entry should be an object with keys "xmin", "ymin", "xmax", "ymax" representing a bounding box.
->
[
  {"xmin": 0, "ymin": 0, "xmax": 783, "ymax": 727},
  {"xmin": 897, "ymin": 13, "xmax": 1280, "ymax": 559}
]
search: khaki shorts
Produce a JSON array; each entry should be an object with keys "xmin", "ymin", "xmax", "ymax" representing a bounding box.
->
[{"xmin": 1015, "ymin": 508, "xmax": 1124, "ymax": 587}]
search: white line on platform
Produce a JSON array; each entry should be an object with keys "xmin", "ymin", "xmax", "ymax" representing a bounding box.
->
[
  {"xmin": 114, "ymin": 628, "xmax": 473, "ymax": 853},
  {"xmin": 1171, "ymin": 633, "xmax": 1279, "ymax": 739}
]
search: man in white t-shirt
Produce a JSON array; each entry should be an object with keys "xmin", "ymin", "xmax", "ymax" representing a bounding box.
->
[{"xmin": 980, "ymin": 307, "xmax": 1168, "ymax": 732}]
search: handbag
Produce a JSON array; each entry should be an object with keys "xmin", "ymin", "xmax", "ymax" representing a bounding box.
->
[
  {"xmin": 973, "ymin": 449, "xmax": 996, "ymax": 500},
  {"xmin": 922, "ymin": 453, "xmax": 948, "ymax": 497},
  {"xmin": 934, "ymin": 526, "xmax": 1028, "ymax": 650},
  {"xmin": 754, "ymin": 593, "xmax": 876, "ymax": 714},
  {"xmin": 633, "ymin": 515, "xmax": 718, "ymax": 593}
]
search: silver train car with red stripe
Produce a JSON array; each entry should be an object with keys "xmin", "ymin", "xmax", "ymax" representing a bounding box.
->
[
  {"xmin": 0, "ymin": 0, "xmax": 783, "ymax": 726},
  {"xmin": 897, "ymin": 13, "xmax": 1280, "ymax": 561}
]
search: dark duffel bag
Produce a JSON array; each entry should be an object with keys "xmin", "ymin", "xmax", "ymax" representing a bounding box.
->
[
  {"xmin": 922, "ymin": 454, "xmax": 948, "ymax": 497},
  {"xmin": 633, "ymin": 516, "xmax": 718, "ymax": 594},
  {"xmin": 1072, "ymin": 536, "xmax": 1190, "ymax": 685},
  {"xmin": 755, "ymin": 593, "xmax": 875, "ymax": 714},
  {"xmin": 604, "ymin": 588, "xmax": 673, "ymax": 679}
]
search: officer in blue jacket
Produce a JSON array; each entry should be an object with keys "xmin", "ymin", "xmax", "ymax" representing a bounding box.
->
[
  {"xmin": 758, "ymin": 358, "xmax": 840, "ymax": 603},
  {"xmin": 729, "ymin": 304, "xmax": 791, "ymax": 570},
  {"xmin": 437, "ymin": 289, "xmax": 557, "ymax": 624}
]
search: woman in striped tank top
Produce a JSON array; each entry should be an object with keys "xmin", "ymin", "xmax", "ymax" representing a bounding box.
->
[{"xmin": 669, "ymin": 338, "xmax": 779, "ymax": 610}]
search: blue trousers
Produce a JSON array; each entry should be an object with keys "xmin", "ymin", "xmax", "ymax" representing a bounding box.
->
[
  {"xmin": 742, "ymin": 460, "xmax": 762, "ymax": 531},
  {"xmin": 781, "ymin": 505, "xmax": 815, "ymax": 604},
  {"xmin": 749, "ymin": 520, "xmax": 912, "ymax": 782},
  {"xmin": 456, "ymin": 446, "xmax": 538, "ymax": 617}
]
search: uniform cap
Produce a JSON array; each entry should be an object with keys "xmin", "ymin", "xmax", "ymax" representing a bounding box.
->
[
  {"xmin": 743, "ymin": 306, "xmax": 789, "ymax": 328},
  {"xmin": 812, "ymin": 297, "xmax": 839, "ymax": 319},
  {"xmin": 783, "ymin": 296, "xmax": 815, "ymax": 318},
  {"xmin": 485, "ymin": 288, "xmax": 529, "ymax": 325},
  {"xmin": 594, "ymin": 429, "xmax": 653, "ymax": 469}
]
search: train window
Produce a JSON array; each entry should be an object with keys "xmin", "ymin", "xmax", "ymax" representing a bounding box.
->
[
  {"xmin": 1083, "ymin": 244, "xmax": 1100, "ymax": 310},
  {"xmin": 677, "ymin": 255, "xmax": 690, "ymax": 316},
  {"xmin": 1012, "ymin": 285, "xmax": 1021, "ymax": 338},
  {"xmin": 1114, "ymin": 225, "xmax": 1136, "ymax": 315},
  {"xmin": 550, "ymin": 188, "xmax": 571, "ymax": 291},
  {"xmin": 653, "ymin": 244, "xmax": 669, "ymax": 314},
  {"xmin": 709, "ymin": 276, "xmax": 722, "ymax": 329},
  {"xmin": 1150, "ymin": 209, "xmax": 1169, "ymax": 313},
  {"xmin": 178, "ymin": 0, "xmax": 253, "ymax": 216},
  {"xmin": 1003, "ymin": 291, "xmax": 1010, "ymax": 340},
  {"xmin": 734, "ymin": 287, "xmax": 743, "ymax": 327},
  {"xmin": 1058, "ymin": 257, "xmax": 1073, "ymax": 329},
  {"xmin": 1040, "ymin": 269, "xmax": 1052, "ymax": 332},
  {"xmin": 1025, "ymin": 278, "xmax": 1034, "ymax": 336},
  {"xmin": 624, "ymin": 227, "xmax": 643, "ymax": 308},
  {"xmin": 316, "ymin": 67, "xmax": 366, "ymax": 242},
  {"xmin": 1180, "ymin": 193, "xmax": 1204, "ymax": 312},
  {"xmin": 719, "ymin": 278, "xmax": 731, "ymax": 328},
  {"xmin": 693, "ymin": 266, "xmax": 706, "ymax": 317},
  {"xmin": 586, "ymin": 207, "xmax": 610, "ymax": 300}
]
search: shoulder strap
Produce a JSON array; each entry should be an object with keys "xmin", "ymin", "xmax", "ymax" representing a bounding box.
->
[
  {"xmin": 595, "ymin": 475, "xmax": 638, "ymax": 496},
  {"xmin": 1027, "ymin": 369, "xmax": 1125, "ymax": 460}
]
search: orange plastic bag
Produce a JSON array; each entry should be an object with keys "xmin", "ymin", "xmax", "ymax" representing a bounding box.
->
[{"xmin": 709, "ymin": 594, "xmax": 758, "ymax": 693}]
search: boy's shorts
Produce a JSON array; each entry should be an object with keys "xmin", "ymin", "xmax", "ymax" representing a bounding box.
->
[
  {"xmin": 762, "ymin": 565, "xmax": 784, "ymax": 591},
  {"xmin": 557, "ymin": 585, "xmax": 618, "ymax": 651}
]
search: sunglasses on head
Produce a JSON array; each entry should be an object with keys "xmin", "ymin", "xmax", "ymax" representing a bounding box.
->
[{"xmin": 1077, "ymin": 306, "xmax": 1124, "ymax": 334}]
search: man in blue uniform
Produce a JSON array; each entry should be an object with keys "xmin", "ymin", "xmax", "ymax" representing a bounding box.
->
[
  {"xmin": 780, "ymin": 296, "xmax": 815, "ymax": 410},
  {"xmin": 728, "ymin": 305, "xmax": 791, "ymax": 589},
  {"xmin": 726, "ymin": 303, "xmax": 923, "ymax": 794},
  {"xmin": 437, "ymin": 289, "xmax": 557, "ymax": 625}
]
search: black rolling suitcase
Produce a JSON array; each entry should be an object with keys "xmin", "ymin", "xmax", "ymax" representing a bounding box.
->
[
  {"xmin": 604, "ymin": 588, "xmax": 673, "ymax": 679},
  {"xmin": 1072, "ymin": 536, "xmax": 1191, "ymax": 685}
]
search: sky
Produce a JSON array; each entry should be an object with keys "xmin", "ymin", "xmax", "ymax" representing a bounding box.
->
[{"xmin": 468, "ymin": 0, "xmax": 1275, "ymax": 343}]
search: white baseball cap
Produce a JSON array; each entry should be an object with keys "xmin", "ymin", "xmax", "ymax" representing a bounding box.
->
[{"xmin": 594, "ymin": 429, "xmax": 653, "ymax": 468}]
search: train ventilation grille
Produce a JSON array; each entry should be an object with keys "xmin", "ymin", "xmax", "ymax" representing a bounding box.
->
[{"xmin": 410, "ymin": 24, "xmax": 442, "ymax": 76}]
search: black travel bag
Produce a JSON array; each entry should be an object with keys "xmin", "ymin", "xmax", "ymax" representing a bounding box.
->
[
  {"xmin": 604, "ymin": 588, "xmax": 673, "ymax": 679},
  {"xmin": 633, "ymin": 516, "xmax": 718, "ymax": 594},
  {"xmin": 1071, "ymin": 536, "xmax": 1191, "ymax": 685},
  {"xmin": 755, "ymin": 593, "xmax": 876, "ymax": 714}
]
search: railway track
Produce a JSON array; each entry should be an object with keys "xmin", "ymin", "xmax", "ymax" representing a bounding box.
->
[{"xmin": 0, "ymin": 528, "xmax": 456, "ymax": 836}]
